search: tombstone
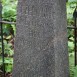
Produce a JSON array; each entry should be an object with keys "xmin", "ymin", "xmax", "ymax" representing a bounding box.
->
[{"xmin": 13, "ymin": 0, "xmax": 69, "ymax": 77}]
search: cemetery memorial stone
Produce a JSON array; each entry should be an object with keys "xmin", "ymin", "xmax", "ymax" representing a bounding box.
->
[{"xmin": 13, "ymin": 0, "xmax": 69, "ymax": 77}]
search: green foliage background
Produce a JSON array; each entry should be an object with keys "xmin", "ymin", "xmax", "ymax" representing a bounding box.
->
[
  {"xmin": 67, "ymin": 0, "xmax": 77, "ymax": 77},
  {"xmin": 0, "ymin": 0, "xmax": 77, "ymax": 77},
  {"xmin": 0, "ymin": 0, "xmax": 17, "ymax": 75}
]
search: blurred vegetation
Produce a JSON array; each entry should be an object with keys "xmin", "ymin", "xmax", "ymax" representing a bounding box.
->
[
  {"xmin": 0, "ymin": 0, "xmax": 77, "ymax": 77},
  {"xmin": 67, "ymin": 0, "xmax": 77, "ymax": 77},
  {"xmin": 0, "ymin": 0, "xmax": 17, "ymax": 76}
]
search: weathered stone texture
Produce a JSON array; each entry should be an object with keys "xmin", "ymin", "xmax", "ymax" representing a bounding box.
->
[{"xmin": 13, "ymin": 0, "xmax": 69, "ymax": 77}]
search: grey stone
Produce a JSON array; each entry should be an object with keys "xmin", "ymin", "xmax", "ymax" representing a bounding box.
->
[{"xmin": 13, "ymin": 0, "xmax": 69, "ymax": 77}]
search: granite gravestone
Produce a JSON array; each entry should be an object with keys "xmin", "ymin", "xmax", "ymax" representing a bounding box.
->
[{"xmin": 13, "ymin": 0, "xmax": 69, "ymax": 77}]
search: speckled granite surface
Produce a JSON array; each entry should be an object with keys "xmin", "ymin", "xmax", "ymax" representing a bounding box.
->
[{"xmin": 13, "ymin": 0, "xmax": 69, "ymax": 77}]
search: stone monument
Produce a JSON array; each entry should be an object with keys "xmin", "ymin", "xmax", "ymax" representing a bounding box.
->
[{"xmin": 13, "ymin": 0, "xmax": 69, "ymax": 77}]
